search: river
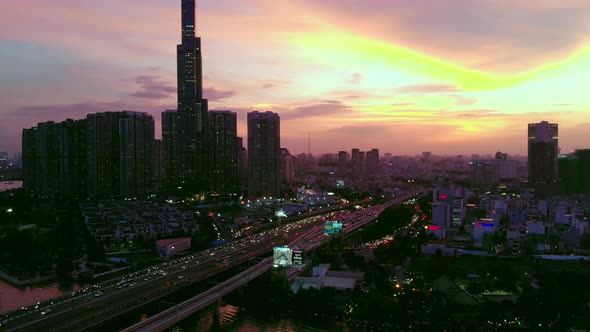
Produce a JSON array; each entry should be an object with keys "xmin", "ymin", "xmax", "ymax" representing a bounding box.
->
[
  {"xmin": 0, "ymin": 181, "xmax": 22, "ymax": 192},
  {"xmin": 0, "ymin": 279, "xmax": 86, "ymax": 314},
  {"xmin": 0, "ymin": 280, "xmax": 361, "ymax": 331},
  {"xmin": 172, "ymin": 304, "xmax": 363, "ymax": 332}
]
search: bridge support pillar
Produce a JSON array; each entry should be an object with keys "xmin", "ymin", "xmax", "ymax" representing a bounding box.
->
[
  {"xmin": 213, "ymin": 298, "xmax": 222, "ymax": 320},
  {"xmin": 212, "ymin": 298, "xmax": 222, "ymax": 328}
]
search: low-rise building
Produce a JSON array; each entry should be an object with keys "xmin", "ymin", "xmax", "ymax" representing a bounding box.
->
[{"xmin": 156, "ymin": 237, "xmax": 192, "ymax": 256}]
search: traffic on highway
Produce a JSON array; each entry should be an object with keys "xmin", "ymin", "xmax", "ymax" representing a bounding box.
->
[{"xmin": 3, "ymin": 193, "xmax": 415, "ymax": 331}]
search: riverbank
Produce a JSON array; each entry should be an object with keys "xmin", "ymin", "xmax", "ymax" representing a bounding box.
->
[{"xmin": 0, "ymin": 270, "xmax": 55, "ymax": 287}]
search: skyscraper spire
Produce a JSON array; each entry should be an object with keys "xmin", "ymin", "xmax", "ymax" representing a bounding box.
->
[
  {"xmin": 181, "ymin": 0, "xmax": 196, "ymax": 44},
  {"xmin": 178, "ymin": 0, "xmax": 202, "ymax": 101}
]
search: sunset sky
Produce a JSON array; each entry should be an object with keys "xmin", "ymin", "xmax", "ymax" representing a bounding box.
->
[{"xmin": 1, "ymin": 0, "xmax": 590, "ymax": 155}]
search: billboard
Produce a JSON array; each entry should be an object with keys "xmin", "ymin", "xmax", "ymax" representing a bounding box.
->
[
  {"xmin": 292, "ymin": 248, "xmax": 304, "ymax": 266},
  {"xmin": 324, "ymin": 221, "xmax": 343, "ymax": 235},
  {"xmin": 273, "ymin": 247, "xmax": 293, "ymax": 267},
  {"xmin": 275, "ymin": 209, "xmax": 287, "ymax": 218}
]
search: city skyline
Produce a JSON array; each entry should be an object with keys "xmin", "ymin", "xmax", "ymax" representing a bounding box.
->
[{"xmin": 2, "ymin": 0, "xmax": 590, "ymax": 155}]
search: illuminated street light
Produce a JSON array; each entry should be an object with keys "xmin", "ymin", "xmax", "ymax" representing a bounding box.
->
[{"xmin": 6, "ymin": 208, "xmax": 13, "ymax": 224}]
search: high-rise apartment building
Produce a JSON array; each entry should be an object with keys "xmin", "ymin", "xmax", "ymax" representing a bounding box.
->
[
  {"xmin": 281, "ymin": 148, "xmax": 294, "ymax": 184},
  {"xmin": 87, "ymin": 111, "xmax": 155, "ymax": 197},
  {"xmin": 162, "ymin": 109, "xmax": 179, "ymax": 184},
  {"xmin": 528, "ymin": 121, "xmax": 558, "ymax": 183},
  {"xmin": 351, "ymin": 148, "xmax": 365, "ymax": 180},
  {"xmin": 248, "ymin": 111, "xmax": 281, "ymax": 197},
  {"xmin": 22, "ymin": 119, "xmax": 87, "ymax": 196},
  {"xmin": 237, "ymin": 136, "xmax": 248, "ymax": 191},
  {"xmin": 118, "ymin": 111, "xmax": 155, "ymax": 197},
  {"xmin": 560, "ymin": 149, "xmax": 590, "ymax": 194},
  {"xmin": 87, "ymin": 112, "xmax": 123, "ymax": 197},
  {"xmin": 337, "ymin": 151, "xmax": 348, "ymax": 176},
  {"xmin": 208, "ymin": 110, "xmax": 238, "ymax": 194},
  {"xmin": 153, "ymin": 139, "xmax": 164, "ymax": 192},
  {"xmin": 365, "ymin": 148, "xmax": 379, "ymax": 176},
  {"xmin": 559, "ymin": 154, "xmax": 580, "ymax": 194}
]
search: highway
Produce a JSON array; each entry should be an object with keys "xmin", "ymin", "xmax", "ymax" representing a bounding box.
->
[
  {"xmin": 3, "ymin": 193, "xmax": 415, "ymax": 331},
  {"xmin": 2, "ymin": 203, "xmax": 361, "ymax": 332},
  {"xmin": 122, "ymin": 194, "xmax": 416, "ymax": 332}
]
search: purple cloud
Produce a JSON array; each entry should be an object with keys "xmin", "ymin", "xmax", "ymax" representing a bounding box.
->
[
  {"xmin": 13, "ymin": 101, "xmax": 127, "ymax": 119},
  {"xmin": 203, "ymin": 87, "xmax": 236, "ymax": 101},
  {"xmin": 131, "ymin": 75, "xmax": 176, "ymax": 99},
  {"xmin": 282, "ymin": 101, "xmax": 351, "ymax": 120}
]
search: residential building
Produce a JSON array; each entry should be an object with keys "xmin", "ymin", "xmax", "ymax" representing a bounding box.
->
[
  {"xmin": 208, "ymin": 110, "xmax": 238, "ymax": 194},
  {"xmin": 248, "ymin": 111, "xmax": 281, "ymax": 197}
]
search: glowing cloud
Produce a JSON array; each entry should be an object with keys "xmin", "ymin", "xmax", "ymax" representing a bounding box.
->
[{"xmin": 286, "ymin": 29, "xmax": 590, "ymax": 91}]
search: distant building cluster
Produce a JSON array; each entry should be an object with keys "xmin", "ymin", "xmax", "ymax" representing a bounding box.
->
[
  {"xmin": 470, "ymin": 152, "xmax": 518, "ymax": 185},
  {"xmin": 0, "ymin": 151, "xmax": 21, "ymax": 170},
  {"xmin": 420, "ymin": 121, "xmax": 590, "ymax": 255},
  {"xmin": 425, "ymin": 184, "xmax": 590, "ymax": 254},
  {"xmin": 80, "ymin": 200, "xmax": 198, "ymax": 244}
]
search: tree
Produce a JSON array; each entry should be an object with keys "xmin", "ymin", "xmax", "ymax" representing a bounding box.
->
[{"xmin": 580, "ymin": 232, "xmax": 590, "ymax": 251}]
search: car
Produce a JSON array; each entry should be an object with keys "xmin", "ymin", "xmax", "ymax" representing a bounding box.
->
[
  {"xmin": 178, "ymin": 275, "xmax": 185, "ymax": 279},
  {"xmin": 40, "ymin": 309, "xmax": 52, "ymax": 315},
  {"xmin": 94, "ymin": 291, "xmax": 104, "ymax": 297}
]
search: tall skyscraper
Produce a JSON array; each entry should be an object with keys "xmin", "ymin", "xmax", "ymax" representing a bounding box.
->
[
  {"xmin": 178, "ymin": 0, "xmax": 203, "ymax": 103},
  {"xmin": 177, "ymin": 0, "xmax": 209, "ymax": 187},
  {"xmin": 528, "ymin": 121, "xmax": 558, "ymax": 184},
  {"xmin": 208, "ymin": 110, "xmax": 238, "ymax": 194},
  {"xmin": 165, "ymin": 0, "xmax": 209, "ymax": 191},
  {"xmin": 248, "ymin": 111, "xmax": 281, "ymax": 197}
]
